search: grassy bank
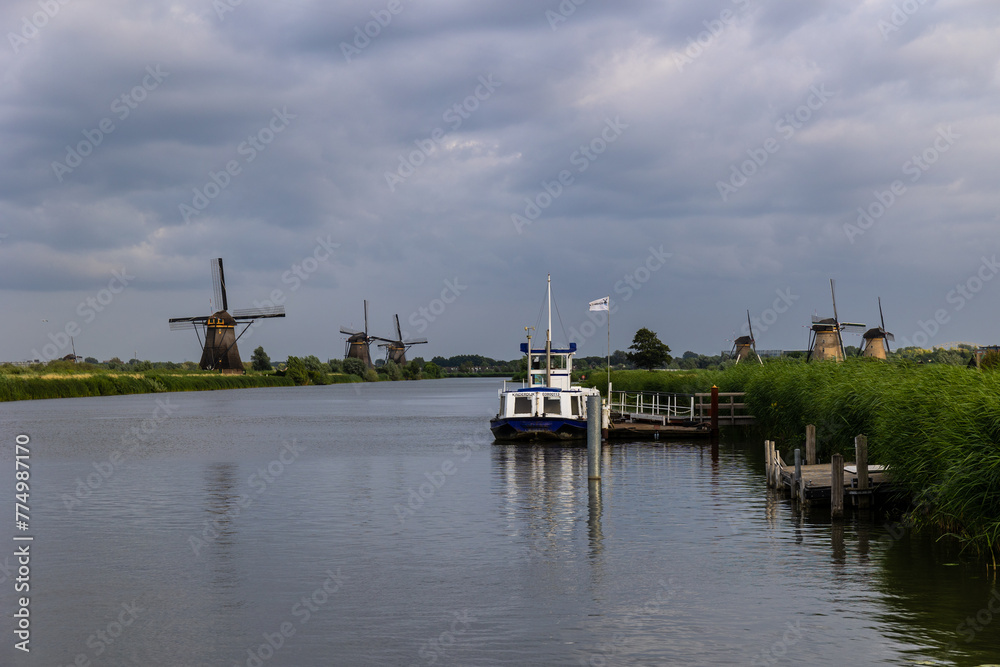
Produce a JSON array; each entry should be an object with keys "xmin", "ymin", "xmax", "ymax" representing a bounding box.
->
[{"xmin": 597, "ymin": 361, "xmax": 1000, "ymax": 561}]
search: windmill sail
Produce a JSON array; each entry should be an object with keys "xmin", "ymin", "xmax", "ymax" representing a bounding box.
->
[{"xmin": 376, "ymin": 314, "xmax": 428, "ymax": 365}]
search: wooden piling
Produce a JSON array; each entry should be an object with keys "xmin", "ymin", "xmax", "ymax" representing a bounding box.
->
[
  {"xmin": 855, "ymin": 434, "xmax": 869, "ymax": 509},
  {"xmin": 805, "ymin": 424, "xmax": 816, "ymax": 465},
  {"xmin": 764, "ymin": 440, "xmax": 772, "ymax": 487},
  {"xmin": 831, "ymin": 453, "xmax": 844, "ymax": 519},
  {"xmin": 793, "ymin": 449, "xmax": 802, "ymax": 501},
  {"xmin": 710, "ymin": 385, "xmax": 719, "ymax": 439}
]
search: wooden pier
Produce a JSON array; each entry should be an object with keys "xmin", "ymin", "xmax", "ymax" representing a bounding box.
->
[
  {"xmin": 606, "ymin": 389, "xmax": 752, "ymax": 439},
  {"xmin": 764, "ymin": 432, "xmax": 896, "ymax": 515}
]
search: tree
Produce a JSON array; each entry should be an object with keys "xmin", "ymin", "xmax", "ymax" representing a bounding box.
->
[
  {"xmin": 84, "ymin": 356, "xmax": 99, "ymax": 365},
  {"xmin": 251, "ymin": 346, "xmax": 272, "ymax": 371},
  {"xmin": 302, "ymin": 355, "xmax": 324, "ymax": 372},
  {"xmin": 343, "ymin": 357, "xmax": 367, "ymax": 378},
  {"xmin": 327, "ymin": 358, "xmax": 343, "ymax": 373},
  {"xmin": 383, "ymin": 360, "xmax": 403, "ymax": 381},
  {"xmin": 626, "ymin": 328, "xmax": 672, "ymax": 370},
  {"xmin": 423, "ymin": 362, "xmax": 442, "ymax": 379},
  {"xmin": 284, "ymin": 356, "xmax": 309, "ymax": 385}
]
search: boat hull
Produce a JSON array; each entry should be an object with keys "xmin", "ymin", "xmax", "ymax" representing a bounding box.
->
[{"xmin": 490, "ymin": 416, "xmax": 588, "ymax": 442}]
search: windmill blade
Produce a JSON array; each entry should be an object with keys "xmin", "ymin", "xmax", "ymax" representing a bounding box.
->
[
  {"xmin": 403, "ymin": 338, "xmax": 428, "ymax": 345},
  {"xmin": 885, "ymin": 332, "xmax": 896, "ymax": 342},
  {"xmin": 840, "ymin": 322, "xmax": 867, "ymax": 333},
  {"xmin": 363, "ymin": 300, "xmax": 368, "ymax": 335},
  {"xmin": 811, "ymin": 314, "xmax": 833, "ymax": 324},
  {"xmin": 878, "ymin": 297, "xmax": 886, "ymax": 332},
  {"xmin": 395, "ymin": 314, "xmax": 403, "ymax": 342},
  {"xmin": 169, "ymin": 319, "xmax": 205, "ymax": 331},
  {"xmin": 369, "ymin": 335, "xmax": 396, "ymax": 343},
  {"xmin": 830, "ymin": 279, "xmax": 839, "ymax": 325},
  {"xmin": 211, "ymin": 258, "xmax": 228, "ymax": 312},
  {"xmin": 340, "ymin": 326, "xmax": 363, "ymax": 336},
  {"xmin": 232, "ymin": 305, "xmax": 286, "ymax": 319},
  {"xmin": 746, "ymin": 309, "xmax": 754, "ymax": 343}
]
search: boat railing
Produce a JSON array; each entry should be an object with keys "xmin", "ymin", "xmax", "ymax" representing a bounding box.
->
[{"xmin": 609, "ymin": 390, "xmax": 696, "ymax": 421}]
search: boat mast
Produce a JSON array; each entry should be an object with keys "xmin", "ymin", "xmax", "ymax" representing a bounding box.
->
[{"xmin": 546, "ymin": 274, "xmax": 552, "ymax": 387}]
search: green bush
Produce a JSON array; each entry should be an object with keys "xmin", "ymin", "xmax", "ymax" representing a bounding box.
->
[{"xmin": 343, "ymin": 358, "xmax": 367, "ymax": 378}]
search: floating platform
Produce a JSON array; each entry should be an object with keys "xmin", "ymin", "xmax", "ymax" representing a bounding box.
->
[{"xmin": 606, "ymin": 413, "xmax": 712, "ymax": 439}]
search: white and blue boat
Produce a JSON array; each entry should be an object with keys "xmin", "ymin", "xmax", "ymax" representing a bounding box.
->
[{"xmin": 490, "ymin": 276, "xmax": 604, "ymax": 442}]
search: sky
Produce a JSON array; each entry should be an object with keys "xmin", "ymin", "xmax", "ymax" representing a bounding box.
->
[{"xmin": 2, "ymin": 0, "xmax": 999, "ymax": 364}]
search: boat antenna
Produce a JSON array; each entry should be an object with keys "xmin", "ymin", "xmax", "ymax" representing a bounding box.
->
[{"xmin": 546, "ymin": 274, "xmax": 552, "ymax": 387}]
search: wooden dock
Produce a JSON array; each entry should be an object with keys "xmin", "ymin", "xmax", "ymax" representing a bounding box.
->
[
  {"xmin": 764, "ymin": 432, "xmax": 897, "ymax": 515},
  {"xmin": 607, "ymin": 389, "xmax": 752, "ymax": 439}
]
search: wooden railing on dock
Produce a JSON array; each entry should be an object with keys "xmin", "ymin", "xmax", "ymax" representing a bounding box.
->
[
  {"xmin": 694, "ymin": 392, "xmax": 753, "ymax": 426},
  {"xmin": 608, "ymin": 390, "xmax": 754, "ymax": 426}
]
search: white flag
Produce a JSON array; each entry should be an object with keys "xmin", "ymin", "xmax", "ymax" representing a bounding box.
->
[{"xmin": 589, "ymin": 296, "xmax": 609, "ymax": 312}]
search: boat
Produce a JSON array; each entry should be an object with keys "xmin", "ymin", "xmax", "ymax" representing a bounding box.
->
[{"xmin": 490, "ymin": 275, "xmax": 605, "ymax": 442}]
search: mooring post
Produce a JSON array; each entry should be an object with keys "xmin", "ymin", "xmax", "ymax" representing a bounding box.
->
[
  {"xmin": 831, "ymin": 453, "xmax": 844, "ymax": 519},
  {"xmin": 710, "ymin": 385, "xmax": 719, "ymax": 439},
  {"xmin": 587, "ymin": 395, "xmax": 601, "ymax": 480},
  {"xmin": 855, "ymin": 434, "xmax": 869, "ymax": 509},
  {"xmin": 793, "ymin": 449, "xmax": 802, "ymax": 501},
  {"xmin": 764, "ymin": 440, "xmax": 772, "ymax": 488},
  {"xmin": 805, "ymin": 424, "xmax": 816, "ymax": 465}
]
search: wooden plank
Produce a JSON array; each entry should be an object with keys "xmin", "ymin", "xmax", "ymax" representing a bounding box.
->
[
  {"xmin": 805, "ymin": 424, "xmax": 816, "ymax": 465},
  {"xmin": 831, "ymin": 453, "xmax": 844, "ymax": 519}
]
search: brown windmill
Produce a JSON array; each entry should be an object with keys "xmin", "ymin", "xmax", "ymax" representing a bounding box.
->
[
  {"xmin": 340, "ymin": 300, "xmax": 384, "ymax": 368},
  {"xmin": 377, "ymin": 314, "xmax": 428, "ymax": 366},
  {"xmin": 168, "ymin": 258, "xmax": 285, "ymax": 373},
  {"xmin": 730, "ymin": 310, "xmax": 763, "ymax": 365},
  {"xmin": 860, "ymin": 297, "xmax": 894, "ymax": 359},
  {"xmin": 807, "ymin": 279, "xmax": 865, "ymax": 362}
]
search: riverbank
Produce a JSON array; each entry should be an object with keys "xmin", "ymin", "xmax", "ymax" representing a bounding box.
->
[
  {"xmin": 0, "ymin": 367, "xmax": 365, "ymax": 402},
  {"xmin": 586, "ymin": 360, "xmax": 1000, "ymax": 562}
]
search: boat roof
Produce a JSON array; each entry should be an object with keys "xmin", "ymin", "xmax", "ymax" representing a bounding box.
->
[{"xmin": 520, "ymin": 343, "xmax": 577, "ymax": 354}]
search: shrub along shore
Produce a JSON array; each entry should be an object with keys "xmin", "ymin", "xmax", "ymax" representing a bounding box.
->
[{"xmin": 585, "ymin": 359, "xmax": 1000, "ymax": 563}]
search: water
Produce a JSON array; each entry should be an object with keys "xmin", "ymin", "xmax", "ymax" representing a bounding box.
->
[{"xmin": 1, "ymin": 378, "xmax": 998, "ymax": 666}]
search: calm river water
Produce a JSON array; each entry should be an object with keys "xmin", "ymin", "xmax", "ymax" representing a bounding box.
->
[{"xmin": 1, "ymin": 377, "xmax": 999, "ymax": 666}]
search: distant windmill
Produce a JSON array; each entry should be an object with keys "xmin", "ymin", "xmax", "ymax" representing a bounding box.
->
[
  {"xmin": 378, "ymin": 315, "xmax": 428, "ymax": 366},
  {"xmin": 169, "ymin": 258, "xmax": 285, "ymax": 372},
  {"xmin": 807, "ymin": 279, "xmax": 865, "ymax": 362},
  {"xmin": 730, "ymin": 310, "xmax": 762, "ymax": 365},
  {"xmin": 860, "ymin": 297, "xmax": 894, "ymax": 359},
  {"xmin": 340, "ymin": 300, "xmax": 383, "ymax": 368}
]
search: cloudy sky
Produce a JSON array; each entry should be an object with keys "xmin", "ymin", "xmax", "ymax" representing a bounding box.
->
[{"xmin": 2, "ymin": 0, "xmax": 998, "ymax": 364}]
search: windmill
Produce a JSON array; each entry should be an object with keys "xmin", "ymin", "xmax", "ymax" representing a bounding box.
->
[
  {"xmin": 168, "ymin": 258, "xmax": 285, "ymax": 372},
  {"xmin": 730, "ymin": 310, "xmax": 763, "ymax": 365},
  {"xmin": 806, "ymin": 279, "xmax": 865, "ymax": 362},
  {"xmin": 378, "ymin": 315, "xmax": 428, "ymax": 366},
  {"xmin": 860, "ymin": 297, "xmax": 894, "ymax": 359},
  {"xmin": 340, "ymin": 300, "xmax": 383, "ymax": 368}
]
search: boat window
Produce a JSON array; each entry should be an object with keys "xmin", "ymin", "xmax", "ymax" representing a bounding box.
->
[
  {"xmin": 550, "ymin": 356, "xmax": 566, "ymax": 369},
  {"xmin": 571, "ymin": 396, "xmax": 581, "ymax": 415},
  {"xmin": 544, "ymin": 397, "xmax": 561, "ymax": 415},
  {"xmin": 514, "ymin": 396, "xmax": 533, "ymax": 414}
]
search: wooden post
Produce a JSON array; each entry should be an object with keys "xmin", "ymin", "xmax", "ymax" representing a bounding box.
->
[
  {"xmin": 831, "ymin": 453, "xmax": 844, "ymax": 519},
  {"xmin": 793, "ymin": 449, "xmax": 802, "ymax": 501},
  {"xmin": 855, "ymin": 434, "xmax": 869, "ymax": 509},
  {"xmin": 587, "ymin": 395, "xmax": 601, "ymax": 480},
  {"xmin": 764, "ymin": 440, "xmax": 772, "ymax": 487},
  {"xmin": 805, "ymin": 424, "xmax": 816, "ymax": 465},
  {"xmin": 710, "ymin": 385, "xmax": 719, "ymax": 439}
]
